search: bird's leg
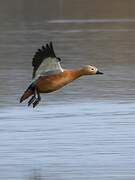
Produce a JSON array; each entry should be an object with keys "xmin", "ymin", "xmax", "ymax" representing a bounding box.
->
[
  {"xmin": 28, "ymin": 95, "xmax": 36, "ymax": 107},
  {"xmin": 27, "ymin": 88, "xmax": 37, "ymax": 107},
  {"xmin": 33, "ymin": 88, "xmax": 41, "ymax": 108}
]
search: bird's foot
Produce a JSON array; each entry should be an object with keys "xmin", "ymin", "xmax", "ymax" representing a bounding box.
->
[
  {"xmin": 27, "ymin": 87, "xmax": 41, "ymax": 108},
  {"xmin": 33, "ymin": 98, "xmax": 41, "ymax": 108},
  {"xmin": 28, "ymin": 95, "xmax": 36, "ymax": 106}
]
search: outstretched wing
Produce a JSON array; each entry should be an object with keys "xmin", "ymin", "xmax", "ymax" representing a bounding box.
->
[{"xmin": 32, "ymin": 42, "xmax": 63, "ymax": 79}]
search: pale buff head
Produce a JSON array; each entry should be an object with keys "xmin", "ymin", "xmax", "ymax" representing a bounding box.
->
[{"xmin": 82, "ymin": 65, "xmax": 103, "ymax": 75}]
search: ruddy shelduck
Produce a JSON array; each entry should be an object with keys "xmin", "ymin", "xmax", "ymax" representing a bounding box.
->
[{"xmin": 20, "ymin": 42, "xmax": 103, "ymax": 107}]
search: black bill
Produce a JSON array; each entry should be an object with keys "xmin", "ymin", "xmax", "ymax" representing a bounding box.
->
[{"xmin": 96, "ymin": 70, "xmax": 104, "ymax": 75}]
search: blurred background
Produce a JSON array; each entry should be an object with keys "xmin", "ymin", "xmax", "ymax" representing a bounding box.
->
[{"xmin": 0, "ymin": 0, "xmax": 135, "ymax": 179}]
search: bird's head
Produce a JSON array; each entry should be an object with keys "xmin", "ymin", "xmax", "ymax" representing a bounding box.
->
[{"xmin": 82, "ymin": 65, "xmax": 103, "ymax": 75}]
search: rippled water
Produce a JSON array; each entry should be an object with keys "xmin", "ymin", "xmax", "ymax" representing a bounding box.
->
[
  {"xmin": 1, "ymin": 102, "xmax": 135, "ymax": 180},
  {"xmin": 1, "ymin": 1, "xmax": 135, "ymax": 179}
]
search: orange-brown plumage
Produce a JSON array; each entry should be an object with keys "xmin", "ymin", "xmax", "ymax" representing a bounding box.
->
[
  {"xmin": 36, "ymin": 70, "xmax": 82, "ymax": 93},
  {"xmin": 20, "ymin": 42, "xmax": 103, "ymax": 107}
]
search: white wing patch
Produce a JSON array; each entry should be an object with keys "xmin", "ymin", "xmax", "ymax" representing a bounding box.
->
[{"xmin": 35, "ymin": 57, "xmax": 63, "ymax": 78}]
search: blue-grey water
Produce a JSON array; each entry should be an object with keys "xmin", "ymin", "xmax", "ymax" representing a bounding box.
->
[{"xmin": 1, "ymin": 0, "xmax": 135, "ymax": 179}]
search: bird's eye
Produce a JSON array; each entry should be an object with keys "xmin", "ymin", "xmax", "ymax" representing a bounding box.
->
[{"xmin": 91, "ymin": 68, "xmax": 94, "ymax": 71}]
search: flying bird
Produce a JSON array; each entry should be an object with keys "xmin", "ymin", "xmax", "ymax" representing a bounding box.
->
[{"xmin": 20, "ymin": 42, "xmax": 103, "ymax": 108}]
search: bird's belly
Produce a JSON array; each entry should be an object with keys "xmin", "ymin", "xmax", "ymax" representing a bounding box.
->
[
  {"xmin": 39, "ymin": 84, "xmax": 64, "ymax": 93},
  {"xmin": 37, "ymin": 78, "xmax": 69, "ymax": 93}
]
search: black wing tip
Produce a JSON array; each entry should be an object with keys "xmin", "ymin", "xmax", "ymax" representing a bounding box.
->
[
  {"xmin": 32, "ymin": 41, "xmax": 57, "ymax": 70},
  {"xmin": 49, "ymin": 41, "xmax": 53, "ymax": 47},
  {"xmin": 32, "ymin": 41, "xmax": 56, "ymax": 60}
]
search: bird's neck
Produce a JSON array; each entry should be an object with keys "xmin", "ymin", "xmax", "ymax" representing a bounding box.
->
[{"xmin": 64, "ymin": 68, "xmax": 87, "ymax": 80}]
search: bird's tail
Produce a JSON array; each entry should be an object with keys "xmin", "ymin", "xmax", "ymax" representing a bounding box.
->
[{"xmin": 20, "ymin": 84, "xmax": 35, "ymax": 103}]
